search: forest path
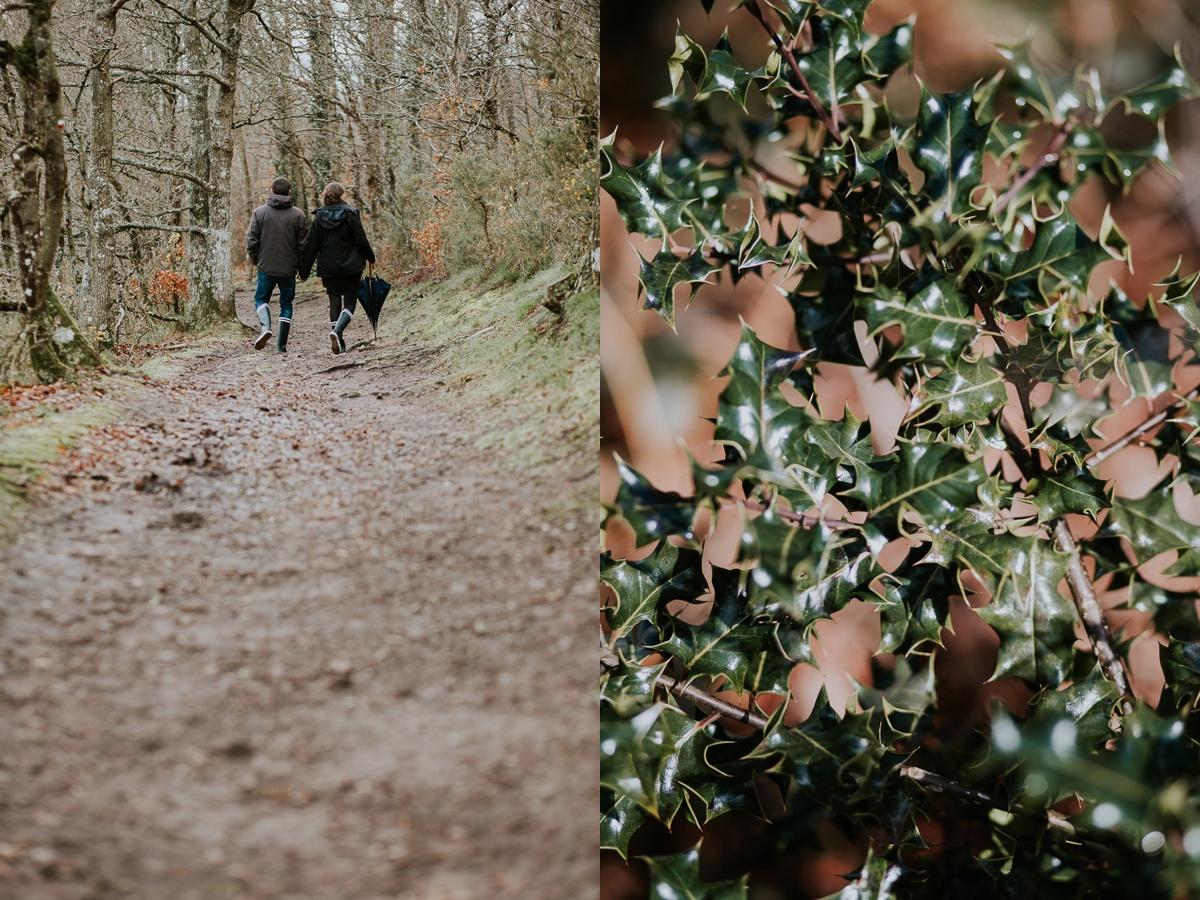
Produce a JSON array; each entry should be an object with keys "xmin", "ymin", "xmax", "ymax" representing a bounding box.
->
[{"xmin": 0, "ymin": 287, "xmax": 595, "ymax": 899}]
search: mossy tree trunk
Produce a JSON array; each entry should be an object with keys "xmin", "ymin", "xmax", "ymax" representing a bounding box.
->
[{"xmin": 0, "ymin": 0, "xmax": 103, "ymax": 383}]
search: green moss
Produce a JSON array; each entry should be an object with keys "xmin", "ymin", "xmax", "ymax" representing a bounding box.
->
[
  {"xmin": 386, "ymin": 268, "xmax": 598, "ymax": 507},
  {"xmin": 0, "ymin": 377, "xmax": 139, "ymax": 542}
]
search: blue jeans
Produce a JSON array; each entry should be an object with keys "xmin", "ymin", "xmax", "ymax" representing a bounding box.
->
[{"xmin": 253, "ymin": 272, "xmax": 295, "ymax": 320}]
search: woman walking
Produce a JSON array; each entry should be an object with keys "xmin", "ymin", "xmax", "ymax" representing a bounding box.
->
[{"xmin": 298, "ymin": 182, "xmax": 377, "ymax": 355}]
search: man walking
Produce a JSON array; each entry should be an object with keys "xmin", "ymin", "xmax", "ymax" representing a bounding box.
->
[{"xmin": 246, "ymin": 177, "xmax": 309, "ymax": 352}]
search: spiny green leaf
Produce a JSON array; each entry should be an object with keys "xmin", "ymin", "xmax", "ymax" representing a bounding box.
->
[
  {"xmin": 976, "ymin": 536, "xmax": 1081, "ymax": 687},
  {"xmin": 909, "ymin": 84, "xmax": 992, "ymax": 219},
  {"xmin": 1027, "ymin": 469, "xmax": 1110, "ymax": 523},
  {"xmin": 714, "ymin": 324, "xmax": 811, "ymax": 466},
  {"xmin": 863, "ymin": 441, "xmax": 993, "ymax": 545},
  {"xmin": 655, "ymin": 567, "xmax": 794, "ymax": 694},
  {"xmin": 909, "ymin": 359, "xmax": 1008, "ymax": 430},
  {"xmin": 644, "ymin": 847, "xmax": 749, "ymax": 900},
  {"xmin": 637, "ymin": 245, "xmax": 720, "ymax": 328},
  {"xmin": 864, "ymin": 276, "xmax": 978, "ymax": 365},
  {"xmin": 876, "ymin": 563, "xmax": 957, "ymax": 654},
  {"xmin": 738, "ymin": 506, "xmax": 879, "ymax": 627},
  {"xmin": 994, "ymin": 211, "xmax": 1122, "ymax": 314},
  {"xmin": 695, "ymin": 32, "xmax": 781, "ymax": 111},
  {"xmin": 788, "ymin": 267, "xmax": 869, "ymax": 365},
  {"xmin": 1103, "ymin": 484, "xmax": 1200, "ymax": 577},
  {"xmin": 1114, "ymin": 48, "xmax": 1200, "ymax": 126},
  {"xmin": 601, "ymin": 542, "xmax": 708, "ymax": 644},
  {"xmin": 600, "ymin": 136, "xmax": 692, "ymax": 240},
  {"xmin": 605, "ymin": 456, "xmax": 698, "ymax": 547},
  {"xmin": 751, "ymin": 688, "xmax": 882, "ymax": 798},
  {"xmin": 1026, "ymin": 664, "xmax": 1119, "ymax": 746}
]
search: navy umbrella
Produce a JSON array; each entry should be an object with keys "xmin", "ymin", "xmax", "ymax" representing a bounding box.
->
[{"xmin": 357, "ymin": 269, "xmax": 392, "ymax": 336}]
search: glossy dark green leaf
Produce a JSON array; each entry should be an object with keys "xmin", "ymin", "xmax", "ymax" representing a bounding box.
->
[
  {"xmin": 644, "ymin": 847, "xmax": 749, "ymax": 900},
  {"xmin": 1026, "ymin": 664, "xmax": 1119, "ymax": 746},
  {"xmin": 738, "ymin": 507, "xmax": 879, "ymax": 629},
  {"xmin": 1104, "ymin": 485, "xmax": 1200, "ymax": 577},
  {"xmin": 864, "ymin": 277, "xmax": 978, "ymax": 365},
  {"xmin": 876, "ymin": 563, "xmax": 957, "ymax": 654},
  {"xmin": 863, "ymin": 441, "xmax": 993, "ymax": 545},
  {"xmin": 994, "ymin": 211, "xmax": 1122, "ymax": 314},
  {"xmin": 1115, "ymin": 49, "xmax": 1200, "ymax": 126},
  {"xmin": 909, "ymin": 359, "xmax": 1008, "ymax": 429},
  {"xmin": 655, "ymin": 567, "xmax": 794, "ymax": 694},
  {"xmin": 605, "ymin": 456, "xmax": 698, "ymax": 547},
  {"xmin": 600, "ymin": 136, "xmax": 693, "ymax": 240},
  {"xmin": 637, "ymin": 245, "xmax": 720, "ymax": 328},
  {"xmin": 601, "ymin": 542, "xmax": 709, "ymax": 643},
  {"xmin": 714, "ymin": 324, "xmax": 811, "ymax": 467},
  {"xmin": 751, "ymin": 688, "xmax": 881, "ymax": 798},
  {"xmin": 1028, "ymin": 469, "xmax": 1110, "ymax": 524},
  {"xmin": 837, "ymin": 847, "xmax": 906, "ymax": 900},
  {"xmin": 976, "ymin": 536, "xmax": 1081, "ymax": 686},
  {"xmin": 910, "ymin": 84, "xmax": 992, "ymax": 219},
  {"xmin": 788, "ymin": 267, "xmax": 869, "ymax": 365},
  {"xmin": 1104, "ymin": 284, "xmax": 1176, "ymax": 402}
]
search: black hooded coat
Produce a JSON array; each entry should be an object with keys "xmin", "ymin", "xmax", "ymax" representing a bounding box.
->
[{"xmin": 298, "ymin": 201, "xmax": 376, "ymax": 287}]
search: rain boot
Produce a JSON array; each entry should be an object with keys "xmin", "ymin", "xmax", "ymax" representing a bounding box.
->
[
  {"xmin": 276, "ymin": 318, "xmax": 291, "ymax": 353},
  {"xmin": 330, "ymin": 309, "xmax": 352, "ymax": 355},
  {"xmin": 254, "ymin": 304, "xmax": 273, "ymax": 350}
]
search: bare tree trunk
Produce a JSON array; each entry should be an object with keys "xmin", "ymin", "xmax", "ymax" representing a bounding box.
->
[
  {"xmin": 0, "ymin": 0, "xmax": 103, "ymax": 381},
  {"xmin": 183, "ymin": 0, "xmax": 216, "ymax": 321},
  {"xmin": 85, "ymin": 0, "xmax": 129, "ymax": 345}
]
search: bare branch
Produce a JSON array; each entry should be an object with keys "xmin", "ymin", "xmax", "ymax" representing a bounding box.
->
[
  {"xmin": 1088, "ymin": 384, "xmax": 1200, "ymax": 466},
  {"xmin": 113, "ymin": 155, "xmax": 213, "ymax": 191}
]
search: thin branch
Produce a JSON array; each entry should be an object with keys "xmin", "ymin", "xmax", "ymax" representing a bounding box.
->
[
  {"xmin": 113, "ymin": 155, "xmax": 213, "ymax": 191},
  {"xmin": 655, "ymin": 674, "xmax": 769, "ymax": 730},
  {"xmin": 743, "ymin": 0, "xmax": 844, "ymax": 143},
  {"xmin": 1053, "ymin": 521, "xmax": 1135, "ymax": 715},
  {"xmin": 994, "ymin": 123, "xmax": 1073, "ymax": 216},
  {"xmin": 1087, "ymin": 384, "xmax": 1200, "ymax": 466},
  {"xmin": 650, "ymin": 674, "xmax": 1111, "ymax": 843},
  {"xmin": 727, "ymin": 497, "xmax": 858, "ymax": 531}
]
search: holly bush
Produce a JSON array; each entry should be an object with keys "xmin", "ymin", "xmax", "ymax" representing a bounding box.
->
[{"xmin": 600, "ymin": 1, "xmax": 1200, "ymax": 896}]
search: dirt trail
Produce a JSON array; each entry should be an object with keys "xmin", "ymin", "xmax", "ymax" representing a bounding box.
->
[{"xmin": 0, "ymin": 287, "xmax": 596, "ymax": 899}]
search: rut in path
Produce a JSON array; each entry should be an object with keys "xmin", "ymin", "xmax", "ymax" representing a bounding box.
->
[{"xmin": 0, "ymin": 288, "xmax": 596, "ymax": 900}]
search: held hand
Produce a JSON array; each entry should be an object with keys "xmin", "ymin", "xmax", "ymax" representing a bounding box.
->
[{"xmin": 368, "ymin": 261, "xmax": 375, "ymax": 277}]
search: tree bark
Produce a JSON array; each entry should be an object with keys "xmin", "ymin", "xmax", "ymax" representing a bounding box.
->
[
  {"xmin": 1, "ymin": 0, "xmax": 103, "ymax": 382},
  {"xmin": 85, "ymin": 0, "xmax": 121, "ymax": 344}
]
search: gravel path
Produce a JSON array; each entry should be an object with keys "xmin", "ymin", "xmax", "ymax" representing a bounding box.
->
[{"xmin": 0, "ymin": 288, "xmax": 596, "ymax": 899}]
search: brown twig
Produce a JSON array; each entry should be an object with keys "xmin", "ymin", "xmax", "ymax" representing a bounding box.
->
[
  {"xmin": 743, "ymin": 0, "xmax": 844, "ymax": 143},
  {"xmin": 962, "ymin": 272, "xmax": 1136, "ymax": 715},
  {"xmin": 728, "ymin": 497, "xmax": 858, "ymax": 530},
  {"xmin": 649, "ymin": 674, "xmax": 1109, "ymax": 843},
  {"xmin": 656, "ymin": 674, "xmax": 770, "ymax": 730},
  {"xmin": 1087, "ymin": 384, "xmax": 1200, "ymax": 466},
  {"xmin": 994, "ymin": 123, "xmax": 1073, "ymax": 216}
]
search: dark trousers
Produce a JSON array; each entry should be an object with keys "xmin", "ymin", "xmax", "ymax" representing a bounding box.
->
[{"xmin": 328, "ymin": 290, "xmax": 357, "ymax": 322}]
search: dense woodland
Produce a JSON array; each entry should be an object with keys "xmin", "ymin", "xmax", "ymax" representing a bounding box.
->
[{"xmin": 0, "ymin": 0, "xmax": 597, "ymax": 382}]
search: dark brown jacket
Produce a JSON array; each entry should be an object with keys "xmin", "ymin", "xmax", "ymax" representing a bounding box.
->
[{"xmin": 246, "ymin": 194, "xmax": 309, "ymax": 277}]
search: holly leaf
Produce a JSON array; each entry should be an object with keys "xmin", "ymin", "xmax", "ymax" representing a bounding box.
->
[
  {"xmin": 1025, "ymin": 664, "xmax": 1119, "ymax": 747},
  {"xmin": 788, "ymin": 266, "xmax": 869, "ymax": 365},
  {"xmin": 694, "ymin": 31, "xmax": 780, "ymax": 111},
  {"xmin": 751, "ymin": 689, "xmax": 882, "ymax": 799},
  {"xmin": 1104, "ymin": 284, "xmax": 1176, "ymax": 402},
  {"xmin": 655, "ymin": 567, "xmax": 794, "ymax": 694},
  {"xmin": 601, "ymin": 542, "xmax": 708, "ymax": 643},
  {"xmin": 994, "ymin": 211, "xmax": 1122, "ymax": 314},
  {"xmin": 863, "ymin": 441, "xmax": 992, "ymax": 545},
  {"xmin": 600, "ymin": 136, "xmax": 692, "ymax": 240},
  {"xmin": 637, "ymin": 245, "xmax": 720, "ymax": 328},
  {"xmin": 1027, "ymin": 468, "xmax": 1110, "ymax": 524},
  {"xmin": 909, "ymin": 84, "xmax": 992, "ymax": 219},
  {"xmin": 864, "ymin": 276, "xmax": 978, "ymax": 365},
  {"xmin": 644, "ymin": 847, "xmax": 749, "ymax": 900},
  {"xmin": 876, "ymin": 563, "xmax": 957, "ymax": 654},
  {"xmin": 1103, "ymin": 484, "xmax": 1200, "ymax": 577},
  {"xmin": 714, "ymin": 324, "xmax": 811, "ymax": 470},
  {"xmin": 739, "ymin": 507, "xmax": 880, "ymax": 629},
  {"xmin": 908, "ymin": 359, "xmax": 1008, "ymax": 430},
  {"xmin": 976, "ymin": 537, "xmax": 1083, "ymax": 687},
  {"xmin": 605, "ymin": 456, "xmax": 697, "ymax": 547},
  {"xmin": 1114, "ymin": 47, "xmax": 1200, "ymax": 126}
]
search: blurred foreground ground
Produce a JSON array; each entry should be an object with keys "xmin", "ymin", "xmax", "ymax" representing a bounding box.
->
[{"xmin": 0, "ymin": 286, "xmax": 597, "ymax": 899}]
